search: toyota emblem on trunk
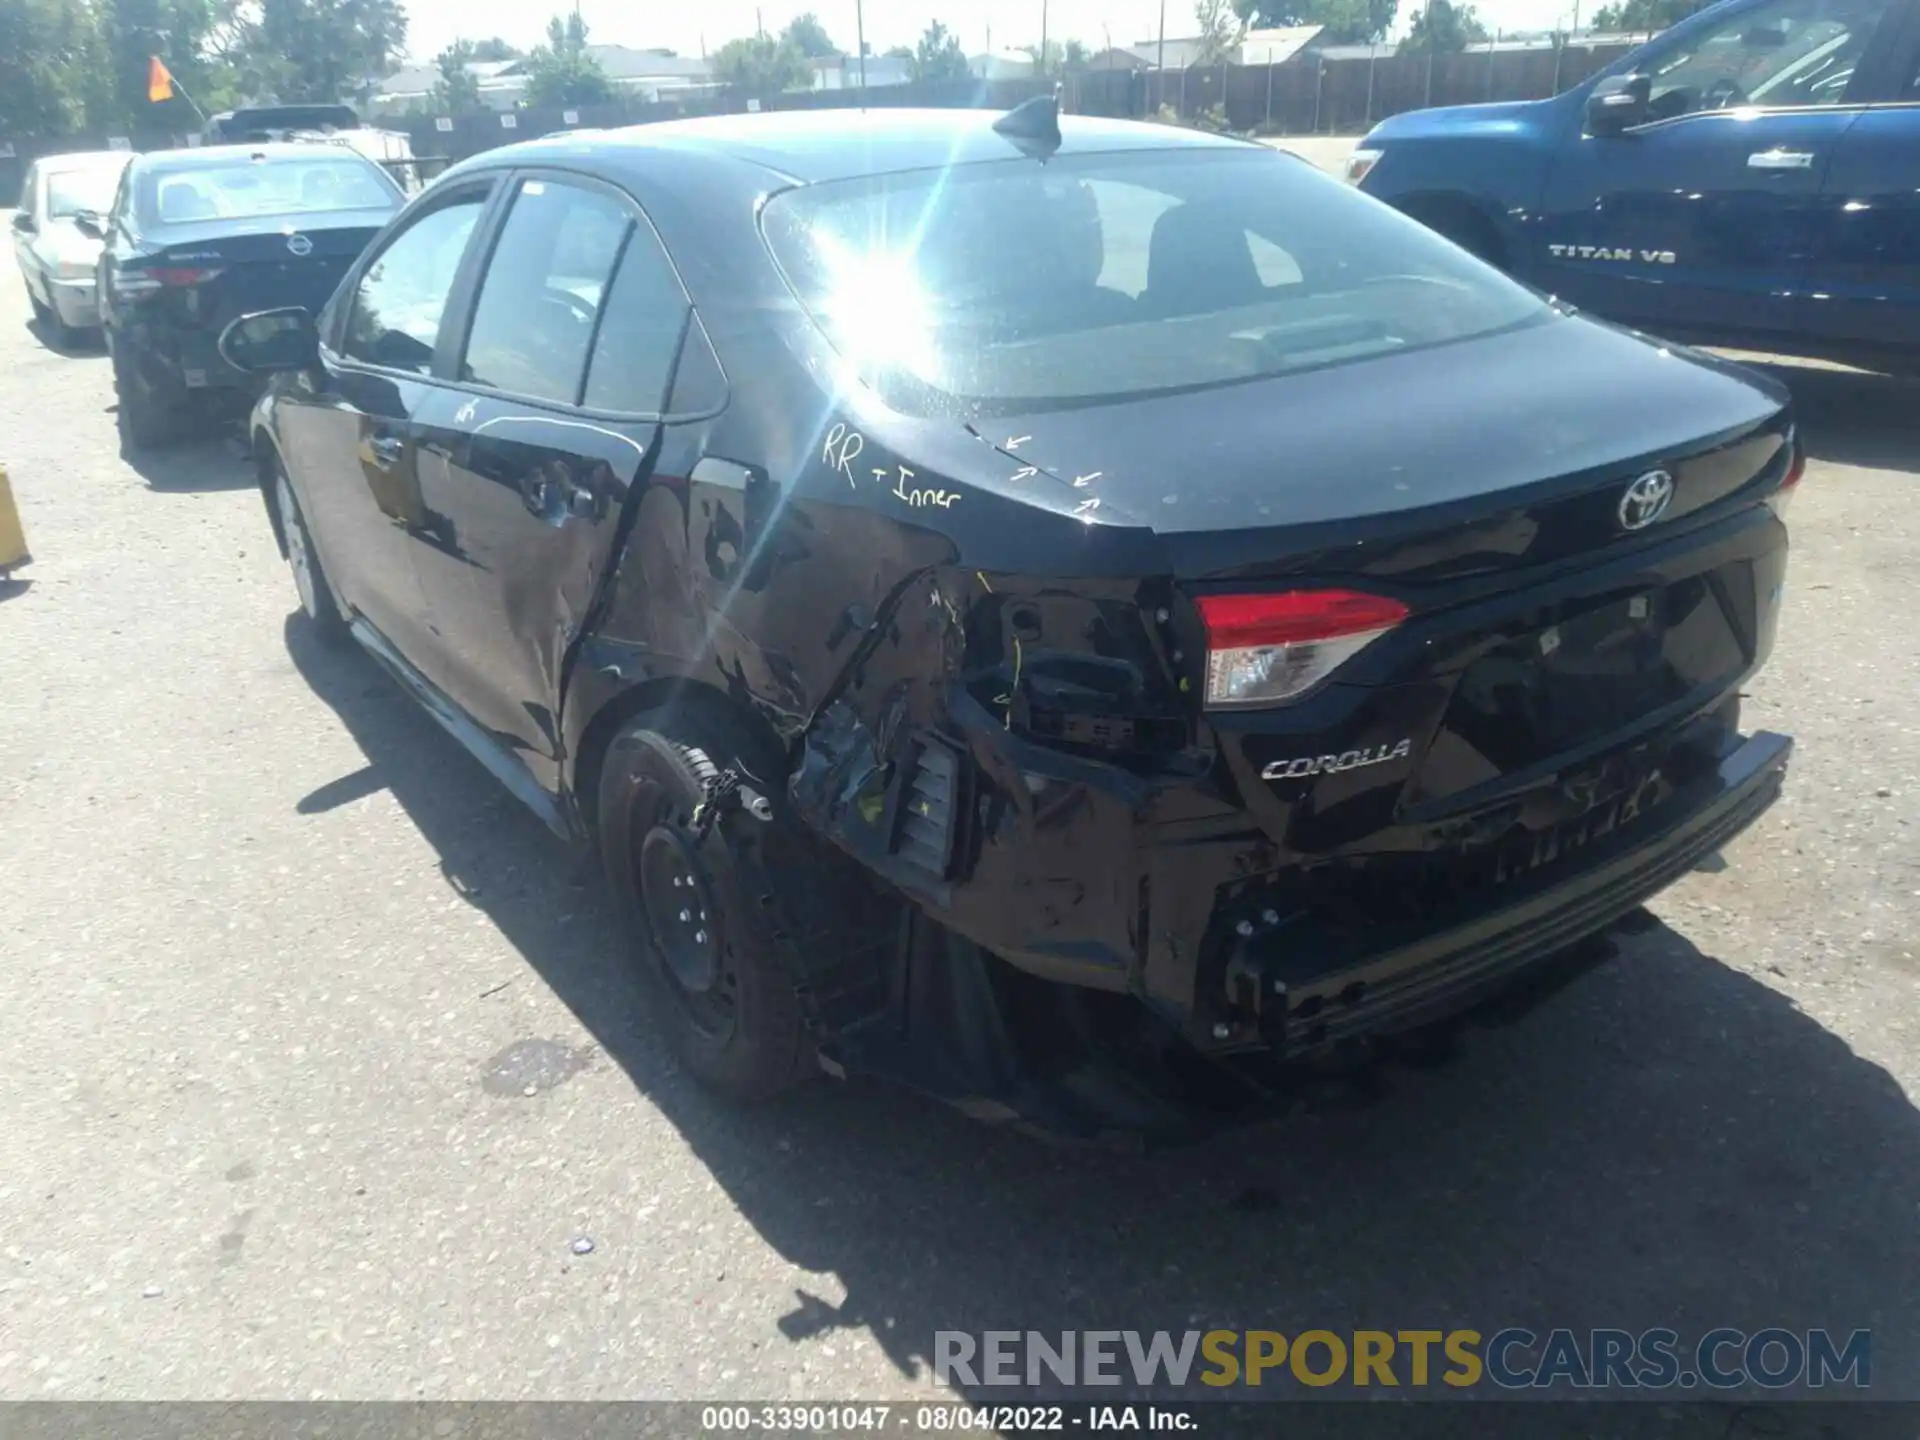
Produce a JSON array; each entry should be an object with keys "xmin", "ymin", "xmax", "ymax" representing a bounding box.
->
[
  {"xmin": 1618, "ymin": 470, "xmax": 1674, "ymax": 530},
  {"xmin": 285, "ymin": 233, "xmax": 313, "ymax": 257}
]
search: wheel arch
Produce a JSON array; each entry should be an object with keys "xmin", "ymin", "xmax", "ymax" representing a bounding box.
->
[
  {"xmin": 251, "ymin": 425, "xmax": 290, "ymax": 560},
  {"xmin": 568, "ymin": 671, "xmax": 791, "ymax": 840},
  {"xmin": 1392, "ymin": 190, "xmax": 1513, "ymax": 272}
]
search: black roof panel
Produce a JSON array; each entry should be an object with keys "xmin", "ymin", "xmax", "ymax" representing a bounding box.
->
[{"xmin": 488, "ymin": 108, "xmax": 1257, "ymax": 186}]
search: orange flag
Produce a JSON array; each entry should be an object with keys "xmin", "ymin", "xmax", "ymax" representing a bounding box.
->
[{"xmin": 147, "ymin": 56, "xmax": 174, "ymax": 103}]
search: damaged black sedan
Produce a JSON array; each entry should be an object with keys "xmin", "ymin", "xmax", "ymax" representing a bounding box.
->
[{"xmin": 228, "ymin": 104, "xmax": 1798, "ymax": 1137}]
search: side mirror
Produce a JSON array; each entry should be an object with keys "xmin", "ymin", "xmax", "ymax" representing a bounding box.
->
[
  {"xmin": 1586, "ymin": 73, "xmax": 1652, "ymax": 136},
  {"xmin": 71, "ymin": 210, "xmax": 104, "ymax": 239},
  {"xmin": 220, "ymin": 307, "xmax": 319, "ymax": 375},
  {"xmin": 11, "ymin": 211, "xmax": 35, "ymax": 236}
]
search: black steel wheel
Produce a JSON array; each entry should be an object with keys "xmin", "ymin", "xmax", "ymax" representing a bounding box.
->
[{"xmin": 596, "ymin": 706, "xmax": 811, "ymax": 1101}]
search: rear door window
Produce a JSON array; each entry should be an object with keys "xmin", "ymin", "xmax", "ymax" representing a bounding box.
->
[
  {"xmin": 459, "ymin": 177, "xmax": 634, "ymax": 406},
  {"xmin": 581, "ymin": 222, "xmax": 690, "ymax": 413},
  {"xmin": 339, "ymin": 192, "xmax": 486, "ymax": 374}
]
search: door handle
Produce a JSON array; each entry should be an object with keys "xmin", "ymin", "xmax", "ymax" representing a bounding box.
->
[
  {"xmin": 1747, "ymin": 149, "xmax": 1815, "ymax": 170},
  {"xmin": 519, "ymin": 471, "xmax": 601, "ymax": 525},
  {"xmin": 368, "ymin": 434, "xmax": 405, "ymax": 469},
  {"xmin": 521, "ymin": 473, "xmax": 556, "ymax": 518}
]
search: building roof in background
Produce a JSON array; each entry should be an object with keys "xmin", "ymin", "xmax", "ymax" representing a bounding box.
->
[
  {"xmin": 584, "ymin": 45, "xmax": 711, "ymax": 80},
  {"xmin": 1127, "ymin": 26, "xmax": 1321, "ymax": 67}
]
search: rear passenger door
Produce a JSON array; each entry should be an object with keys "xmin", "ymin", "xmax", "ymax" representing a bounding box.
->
[
  {"xmin": 410, "ymin": 171, "xmax": 694, "ymax": 792},
  {"xmin": 1801, "ymin": 0, "xmax": 1920, "ymax": 349}
]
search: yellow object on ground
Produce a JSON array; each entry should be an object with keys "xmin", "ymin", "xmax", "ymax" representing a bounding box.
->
[{"xmin": 0, "ymin": 464, "xmax": 31, "ymax": 578}]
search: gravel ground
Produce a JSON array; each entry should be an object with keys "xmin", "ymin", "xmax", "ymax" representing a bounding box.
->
[{"xmin": 3, "ymin": 219, "xmax": 1920, "ymax": 1414}]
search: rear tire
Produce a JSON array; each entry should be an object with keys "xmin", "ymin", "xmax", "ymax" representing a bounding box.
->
[
  {"xmin": 271, "ymin": 461, "xmax": 347, "ymax": 645},
  {"xmin": 113, "ymin": 344, "xmax": 178, "ymax": 452},
  {"xmin": 597, "ymin": 705, "xmax": 812, "ymax": 1102}
]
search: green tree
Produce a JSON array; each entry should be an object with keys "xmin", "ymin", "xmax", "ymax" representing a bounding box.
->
[
  {"xmin": 908, "ymin": 20, "xmax": 967, "ymax": 81},
  {"xmin": 1193, "ymin": 0, "xmax": 1244, "ymax": 62},
  {"xmin": 523, "ymin": 11, "xmax": 612, "ymax": 106},
  {"xmin": 1022, "ymin": 37, "xmax": 1092, "ymax": 73},
  {"xmin": 1402, "ymin": 0, "xmax": 1488, "ymax": 50},
  {"xmin": 882, "ymin": 43, "xmax": 912, "ymax": 59},
  {"xmin": 244, "ymin": 0, "xmax": 408, "ymax": 102},
  {"xmin": 99, "ymin": 0, "xmax": 238, "ymax": 128},
  {"xmin": 780, "ymin": 11, "xmax": 836, "ymax": 57},
  {"xmin": 430, "ymin": 36, "xmax": 482, "ymax": 112},
  {"xmin": 468, "ymin": 34, "xmax": 516, "ymax": 60},
  {"xmin": 0, "ymin": 0, "xmax": 102, "ymax": 134},
  {"xmin": 1234, "ymin": 0, "xmax": 1397, "ymax": 44},
  {"xmin": 1589, "ymin": 0, "xmax": 1711, "ymax": 30},
  {"xmin": 711, "ymin": 33, "xmax": 811, "ymax": 94}
]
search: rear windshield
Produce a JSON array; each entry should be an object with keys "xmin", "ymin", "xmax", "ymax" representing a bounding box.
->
[
  {"xmin": 45, "ymin": 164, "xmax": 126, "ymax": 219},
  {"xmin": 762, "ymin": 147, "xmax": 1548, "ymax": 416},
  {"xmin": 138, "ymin": 154, "xmax": 400, "ymax": 228}
]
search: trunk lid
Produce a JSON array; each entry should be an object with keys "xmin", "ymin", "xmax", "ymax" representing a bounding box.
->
[
  {"xmin": 979, "ymin": 313, "xmax": 1791, "ymax": 584},
  {"xmin": 133, "ymin": 213, "xmax": 387, "ymax": 336}
]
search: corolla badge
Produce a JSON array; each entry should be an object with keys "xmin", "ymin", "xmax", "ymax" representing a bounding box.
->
[
  {"xmin": 1262, "ymin": 739, "xmax": 1412, "ymax": 782},
  {"xmin": 285, "ymin": 233, "xmax": 313, "ymax": 257},
  {"xmin": 1618, "ymin": 469, "xmax": 1675, "ymax": 531}
]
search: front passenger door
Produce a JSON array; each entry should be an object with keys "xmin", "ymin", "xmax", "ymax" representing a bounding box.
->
[
  {"xmin": 1538, "ymin": 0, "xmax": 1902, "ymax": 338},
  {"xmin": 275, "ymin": 183, "xmax": 492, "ymax": 660}
]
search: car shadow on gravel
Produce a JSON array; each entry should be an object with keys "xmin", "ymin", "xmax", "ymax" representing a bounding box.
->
[
  {"xmin": 118, "ymin": 430, "xmax": 259, "ymax": 492},
  {"xmin": 285, "ymin": 618, "xmax": 1920, "ymax": 1431},
  {"xmin": 22, "ymin": 315, "xmax": 105, "ymax": 357},
  {"xmin": 1752, "ymin": 362, "xmax": 1920, "ymax": 477}
]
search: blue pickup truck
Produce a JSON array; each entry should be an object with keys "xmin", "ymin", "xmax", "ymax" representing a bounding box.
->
[{"xmin": 1352, "ymin": 0, "xmax": 1919, "ymax": 372}]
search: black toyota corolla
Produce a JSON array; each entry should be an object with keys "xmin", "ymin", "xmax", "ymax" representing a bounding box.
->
[{"xmin": 225, "ymin": 104, "xmax": 1798, "ymax": 1137}]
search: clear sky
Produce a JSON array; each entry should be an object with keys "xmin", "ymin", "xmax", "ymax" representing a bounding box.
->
[{"xmin": 398, "ymin": 0, "xmax": 1588, "ymax": 66}]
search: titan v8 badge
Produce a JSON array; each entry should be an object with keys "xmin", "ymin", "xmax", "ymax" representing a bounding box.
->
[
  {"xmin": 1262, "ymin": 739, "xmax": 1412, "ymax": 782},
  {"xmin": 1548, "ymin": 244, "xmax": 1677, "ymax": 264}
]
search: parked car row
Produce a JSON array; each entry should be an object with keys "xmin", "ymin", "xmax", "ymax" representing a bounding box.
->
[
  {"xmin": 12, "ymin": 137, "xmax": 407, "ymax": 450},
  {"xmin": 12, "ymin": 101, "xmax": 1807, "ymax": 1138}
]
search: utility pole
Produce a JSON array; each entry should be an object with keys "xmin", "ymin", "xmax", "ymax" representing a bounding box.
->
[
  {"xmin": 1422, "ymin": 0, "xmax": 1436, "ymax": 105},
  {"xmin": 1157, "ymin": 0, "xmax": 1167, "ymax": 114},
  {"xmin": 856, "ymin": 0, "xmax": 866, "ymax": 91},
  {"xmin": 1040, "ymin": 0, "xmax": 1048, "ymax": 74}
]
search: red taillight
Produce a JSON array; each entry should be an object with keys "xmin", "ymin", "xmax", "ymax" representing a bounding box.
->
[
  {"xmin": 149, "ymin": 266, "xmax": 225, "ymax": 288},
  {"xmin": 1197, "ymin": 590, "xmax": 1409, "ymax": 708}
]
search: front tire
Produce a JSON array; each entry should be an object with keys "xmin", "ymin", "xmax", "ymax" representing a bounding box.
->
[
  {"xmin": 272, "ymin": 462, "xmax": 346, "ymax": 644},
  {"xmin": 597, "ymin": 706, "xmax": 812, "ymax": 1102}
]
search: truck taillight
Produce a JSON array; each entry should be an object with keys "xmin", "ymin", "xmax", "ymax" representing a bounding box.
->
[
  {"xmin": 1197, "ymin": 590, "xmax": 1409, "ymax": 709},
  {"xmin": 1766, "ymin": 436, "xmax": 1805, "ymax": 520}
]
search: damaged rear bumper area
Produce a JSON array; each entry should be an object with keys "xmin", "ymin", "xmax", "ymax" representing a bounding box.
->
[{"xmin": 788, "ymin": 671, "xmax": 1789, "ymax": 1133}]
